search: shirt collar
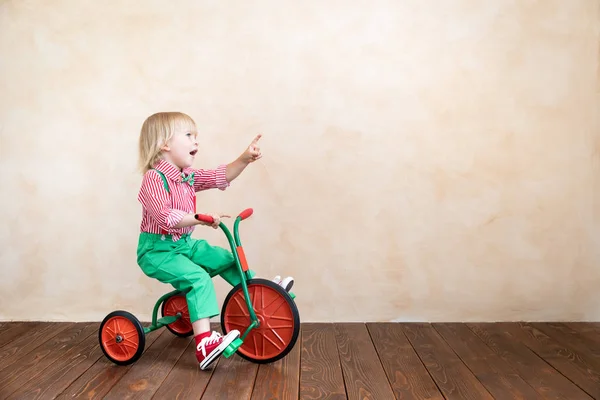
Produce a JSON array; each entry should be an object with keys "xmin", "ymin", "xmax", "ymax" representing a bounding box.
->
[{"xmin": 153, "ymin": 159, "xmax": 192, "ymax": 182}]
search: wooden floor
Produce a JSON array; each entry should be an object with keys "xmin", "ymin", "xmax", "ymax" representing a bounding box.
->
[{"xmin": 0, "ymin": 322, "xmax": 598, "ymax": 399}]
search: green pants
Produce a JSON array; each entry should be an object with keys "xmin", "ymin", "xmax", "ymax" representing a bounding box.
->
[{"xmin": 136, "ymin": 232, "xmax": 255, "ymax": 322}]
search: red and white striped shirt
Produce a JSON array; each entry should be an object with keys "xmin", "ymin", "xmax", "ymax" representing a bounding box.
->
[{"xmin": 138, "ymin": 159, "xmax": 229, "ymax": 241}]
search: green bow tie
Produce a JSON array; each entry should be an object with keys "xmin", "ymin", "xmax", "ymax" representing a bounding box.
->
[{"xmin": 181, "ymin": 172, "xmax": 195, "ymax": 186}]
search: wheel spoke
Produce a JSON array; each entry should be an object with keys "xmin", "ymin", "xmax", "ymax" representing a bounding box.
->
[
  {"xmin": 262, "ymin": 297, "xmax": 286, "ymax": 316},
  {"xmin": 226, "ymin": 313, "xmax": 250, "ymax": 319},
  {"xmin": 121, "ymin": 327, "xmax": 138, "ymax": 336},
  {"xmin": 122, "ymin": 338, "xmax": 139, "ymax": 349},
  {"xmin": 258, "ymin": 292, "xmax": 279, "ymax": 311},
  {"xmin": 105, "ymin": 341, "xmax": 130, "ymax": 357},
  {"xmin": 104, "ymin": 342, "xmax": 123, "ymax": 353},
  {"xmin": 251, "ymin": 286, "xmax": 258, "ymax": 310},
  {"xmin": 267, "ymin": 315, "xmax": 293, "ymax": 321},
  {"xmin": 253, "ymin": 332, "xmax": 259, "ymax": 356},
  {"xmin": 120, "ymin": 344, "xmax": 131, "ymax": 358},
  {"xmin": 104, "ymin": 324, "xmax": 117, "ymax": 336},
  {"xmin": 233, "ymin": 294, "xmax": 247, "ymax": 312},
  {"xmin": 227, "ymin": 321, "xmax": 249, "ymax": 329},
  {"xmin": 266, "ymin": 323, "xmax": 294, "ymax": 329},
  {"xmin": 264, "ymin": 331, "xmax": 284, "ymax": 348},
  {"xmin": 103, "ymin": 340, "xmax": 119, "ymax": 349},
  {"xmin": 109, "ymin": 320, "xmax": 121, "ymax": 334}
]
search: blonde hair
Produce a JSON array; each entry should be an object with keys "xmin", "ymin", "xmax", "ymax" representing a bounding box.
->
[{"xmin": 138, "ymin": 112, "xmax": 198, "ymax": 173}]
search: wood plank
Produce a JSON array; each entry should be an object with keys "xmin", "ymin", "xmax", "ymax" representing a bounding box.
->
[
  {"xmin": 402, "ymin": 323, "xmax": 494, "ymax": 399},
  {"xmin": 469, "ymin": 323, "xmax": 593, "ymax": 400},
  {"xmin": 334, "ymin": 323, "xmax": 395, "ymax": 399},
  {"xmin": 56, "ymin": 329, "xmax": 164, "ymax": 400},
  {"xmin": 564, "ymin": 322, "xmax": 600, "ymax": 348},
  {"xmin": 565, "ymin": 322, "xmax": 600, "ymax": 336},
  {"xmin": 0, "ymin": 322, "xmax": 21, "ymax": 339},
  {"xmin": 200, "ymin": 352, "xmax": 259, "ymax": 399},
  {"xmin": 0, "ymin": 322, "xmax": 72, "ymax": 370},
  {"xmin": 367, "ymin": 323, "xmax": 443, "ymax": 400},
  {"xmin": 503, "ymin": 322, "xmax": 600, "ymax": 398},
  {"xmin": 433, "ymin": 323, "xmax": 544, "ymax": 399},
  {"xmin": 2, "ymin": 320, "xmax": 597, "ymax": 399},
  {"xmin": 299, "ymin": 323, "xmax": 346, "ymax": 400},
  {"xmin": 0, "ymin": 322, "xmax": 98, "ymax": 397},
  {"xmin": 5, "ymin": 326, "xmax": 103, "ymax": 399},
  {"xmin": 150, "ymin": 337, "xmax": 215, "ymax": 400},
  {"xmin": 250, "ymin": 332, "xmax": 301, "ymax": 400},
  {"xmin": 0, "ymin": 322, "xmax": 43, "ymax": 349},
  {"xmin": 102, "ymin": 331, "xmax": 191, "ymax": 399},
  {"xmin": 532, "ymin": 322, "xmax": 600, "ymax": 358},
  {"xmin": 150, "ymin": 322, "xmax": 222, "ymax": 400},
  {"xmin": 565, "ymin": 322, "xmax": 600, "ymax": 335}
]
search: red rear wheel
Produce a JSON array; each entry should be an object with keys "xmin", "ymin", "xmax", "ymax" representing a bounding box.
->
[
  {"xmin": 99, "ymin": 310, "xmax": 145, "ymax": 365},
  {"xmin": 161, "ymin": 293, "xmax": 193, "ymax": 337},
  {"xmin": 220, "ymin": 278, "xmax": 300, "ymax": 364}
]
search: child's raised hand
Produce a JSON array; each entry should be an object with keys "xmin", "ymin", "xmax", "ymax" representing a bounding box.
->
[{"xmin": 241, "ymin": 134, "xmax": 262, "ymax": 163}]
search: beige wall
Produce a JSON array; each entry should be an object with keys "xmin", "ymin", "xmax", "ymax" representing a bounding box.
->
[{"xmin": 1, "ymin": 1, "xmax": 598, "ymax": 322}]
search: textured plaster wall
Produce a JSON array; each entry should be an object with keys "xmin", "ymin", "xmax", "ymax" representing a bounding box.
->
[{"xmin": 0, "ymin": 1, "xmax": 599, "ymax": 322}]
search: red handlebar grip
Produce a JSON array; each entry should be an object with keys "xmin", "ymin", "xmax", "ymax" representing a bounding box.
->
[
  {"xmin": 238, "ymin": 208, "xmax": 253, "ymax": 220},
  {"xmin": 195, "ymin": 214, "xmax": 215, "ymax": 224}
]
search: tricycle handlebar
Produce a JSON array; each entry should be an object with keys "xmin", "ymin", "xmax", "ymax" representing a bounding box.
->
[
  {"xmin": 194, "ymin": 213, "xmax": 216, "ymax": 224},
  {"xmin": 238, "ymin": 208, "xmax": 253, "ymax": 220},
  {"xmin": 195, "ymin": 208, "xmax": 254, "ymax": 224}
]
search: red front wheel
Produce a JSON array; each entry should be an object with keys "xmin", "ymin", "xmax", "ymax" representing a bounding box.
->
[{"xmin": 220, "ymin": 279, "xmax": 300, "ymax": 364}]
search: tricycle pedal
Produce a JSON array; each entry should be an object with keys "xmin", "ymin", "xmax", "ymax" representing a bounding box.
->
[{"xmin": 223, "ymin": 338, "xmax": 243, "ymax": 358}]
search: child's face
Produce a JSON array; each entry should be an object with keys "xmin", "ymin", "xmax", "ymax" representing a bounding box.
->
[{"xmin": 161, "ymin": 129, "xmax": 198, "ymax": 170}]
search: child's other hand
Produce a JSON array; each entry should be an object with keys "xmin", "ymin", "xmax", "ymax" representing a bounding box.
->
[
  {"xmin": 241, "ymin": 134, "xmax": 262, "ymax": 164},
  {"xmin": 199, "ymin": 213, "xmax": 230, "ymax": 228},
  {"xmin": 210, "ymin": 213, "xmax": 230, "ymax": 228}
]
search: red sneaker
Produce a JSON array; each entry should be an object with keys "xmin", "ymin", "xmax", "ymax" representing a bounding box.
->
[{"xmin": 196, "ymin": 330, "xmax": 240, "ymax": 370}]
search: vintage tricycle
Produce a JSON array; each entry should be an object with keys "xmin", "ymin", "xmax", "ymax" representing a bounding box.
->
[{"xmin": 98, "ymin": 208, "xmax": 300, "ymax": 366}]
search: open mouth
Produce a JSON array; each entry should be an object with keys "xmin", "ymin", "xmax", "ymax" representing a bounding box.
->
[{"xmin": 190, "ymin": 149, "xmax": 197, "ymax": 156}]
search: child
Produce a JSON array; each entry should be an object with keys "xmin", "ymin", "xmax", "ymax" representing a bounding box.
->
[{"xmin": 135, "ymin": 111, "xmax": 294, "ymax": 370}]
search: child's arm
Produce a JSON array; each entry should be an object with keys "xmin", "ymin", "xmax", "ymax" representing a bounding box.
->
[
  {"xmin": 225, "ymin": 157, "xmax": 251, "ymax": 183},
  {"xmin": 190, "ymin": 164, "xmax": 230, "ymax": 192},
  {"xmin": 226, "ymin": 134, "xmax": 263, "ymax": 182},
  {"xmin": 138, "ymin": 171, "xmax": 189, "ymax": 230},
  {"xmin": 191, "ymin": 134, "xmax": 263, "ymax": 191},
  {"xmin": 173, "ymin": 213, "xmax": 229, "ymax": 229},
  {"xmin": 173, "ymin": 214, "xmax": 204, "ymax": 228}
]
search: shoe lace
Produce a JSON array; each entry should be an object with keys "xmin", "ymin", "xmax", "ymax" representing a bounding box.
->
[{"xmin": 197, "ymin": 331, "xmax": 222, "ymax": 356}]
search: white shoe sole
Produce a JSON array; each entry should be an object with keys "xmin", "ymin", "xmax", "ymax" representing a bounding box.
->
[
  {"xmin": 280, "ymin": 277, "xmax": 294, "ymax": 291},
  {"xmin": 199, "ymin": 330, "xmax": 240, "ymax": 370}
]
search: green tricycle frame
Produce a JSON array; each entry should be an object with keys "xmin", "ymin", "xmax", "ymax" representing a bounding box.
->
[{"xmin": 98, "ymin": 208, "xmax": 300, "ymax": 366}]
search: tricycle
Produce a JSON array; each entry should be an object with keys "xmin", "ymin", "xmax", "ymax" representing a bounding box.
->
[{"xmin": 98, "ymin": 208, "xmax": 300, "ymax": 365}]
